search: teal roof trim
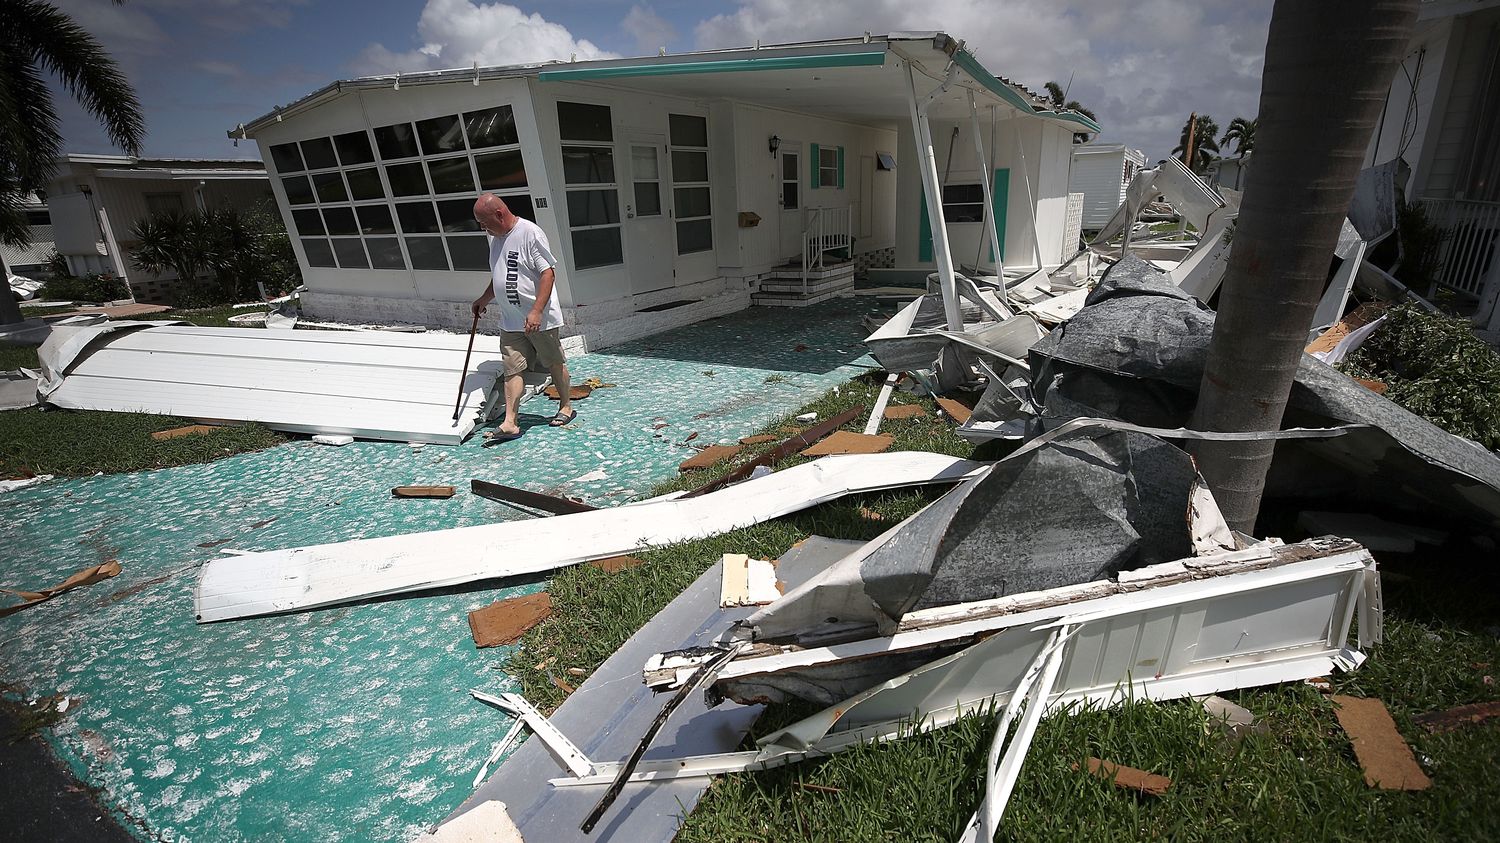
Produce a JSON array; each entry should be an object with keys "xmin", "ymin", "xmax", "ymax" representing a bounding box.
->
[
  {"xmin": 951, "ymin": 48, "xmax": 1103, "ymax": 134},
  {"xmin": 538, "ymin": 50, "xmax": 887, "ymax": 82}
]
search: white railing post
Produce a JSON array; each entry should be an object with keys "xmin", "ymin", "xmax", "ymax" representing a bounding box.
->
[{"xmin": 1479, "ymin": 236, "xmax": 1500, "ymax": 331}]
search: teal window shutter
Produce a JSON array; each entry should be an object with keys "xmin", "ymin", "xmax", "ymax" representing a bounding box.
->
[
  {"xmin": 809, "ymin": 142, "xmax": 820, "ymax": 189},
  {"xmin": 837, "ymin": 146, "xmax": 845, "ymax": 188}
]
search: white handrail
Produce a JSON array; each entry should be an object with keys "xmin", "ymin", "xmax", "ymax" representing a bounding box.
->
[
  {"xmin": 1419, "ymin": 197, "xmax": 1500, "ymax": 297},
  {"xmin": 801, "ymin": 206, "xmax": 854, "ymax": 297}
]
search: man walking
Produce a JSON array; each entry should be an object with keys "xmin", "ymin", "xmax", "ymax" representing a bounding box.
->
[{"xmin": 471, "ymin": 193, "xmax": 574, "ymax": 441}]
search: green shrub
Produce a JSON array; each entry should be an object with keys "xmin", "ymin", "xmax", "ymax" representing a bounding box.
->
[
  {"xmin": 38, "ymin": 272, "xmax": 129, "ymax": 303},
  {"xmin": 1342, "ymin": 303, "xmax": 1500, "ymax": 449}
]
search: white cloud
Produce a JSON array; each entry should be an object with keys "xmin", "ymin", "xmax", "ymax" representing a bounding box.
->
[
  {"xmin": 691, "ymin": 0, "xmax": 1273, "ymax": 162},
  {"xmin": 623, "ymin": 4, "xmax": 679, "ymax": 55},
  {"xmin": 351, "ymin": 0, "xmax": 619, "ymax": 76}
]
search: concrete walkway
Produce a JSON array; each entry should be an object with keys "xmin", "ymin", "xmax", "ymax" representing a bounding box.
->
[{"xmin": 0, "ymin": 299, "xmax": 876, "ymax": 842}]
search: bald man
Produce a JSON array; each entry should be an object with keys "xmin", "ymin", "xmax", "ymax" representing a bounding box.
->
[{"xmin": 471, "ymin": 194, "xmax": 574, "ymax": 441}]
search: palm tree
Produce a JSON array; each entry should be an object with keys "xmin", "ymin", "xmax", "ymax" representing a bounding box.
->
[
  {"xmin": 0, "ymin": 0, "xmax": 145, "ymax": 324},
  {"xmin": 1188, "ymin": 0, "xmax": 1417, "ymax": 531},
  {"xmin": 1171, "ymin": 114, "xmax": 1221, "ymax": 173},
  {"xmin": 1044, "ymin": 81, "xmax": 1098, "ymax": 143},
  {"xmin": 1221, "ymin": 116, "xmax": 1258, "ymax": 157}
]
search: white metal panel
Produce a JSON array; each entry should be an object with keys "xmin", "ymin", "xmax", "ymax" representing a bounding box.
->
[
  {"xmin": 45, "ymin": 325, "xmax": 505, "ymax": 445},
  {"xmin": 194, "ymin": 452, "xmax": 986, "ymax": 622}
]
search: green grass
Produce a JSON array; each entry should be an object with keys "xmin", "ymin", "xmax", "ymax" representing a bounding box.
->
[
  {"xmin": 117, "ymin": 303, "xmax": 264, "ymax": 329},
  {"xmin": 0, "ymin": 409, "xmax": 285, "ymax": 478},
  {"xmin": 501, "ymin": 373, "xmax": 1500, "ymax": 842}
]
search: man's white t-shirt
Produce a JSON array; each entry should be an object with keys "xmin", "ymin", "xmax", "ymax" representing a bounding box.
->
[{"xmin": 488, "ymin": 218, "xmax": 564, "ymax": 332}]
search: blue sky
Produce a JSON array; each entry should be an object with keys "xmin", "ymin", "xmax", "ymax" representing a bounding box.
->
[{"xmin": 51, "ymin": 0, "xmax": 1274, "ymax": 163}]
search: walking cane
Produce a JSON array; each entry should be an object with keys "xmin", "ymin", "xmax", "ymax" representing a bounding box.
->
[{"xmin": 452, "ymin": 311, "xmax": 480, "ymax": 422}]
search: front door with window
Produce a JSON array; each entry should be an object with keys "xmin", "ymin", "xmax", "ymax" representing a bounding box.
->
[
  {"xmin": 623, "ymin": 133, "xmax": 673, "ymax": 294},
  {"xmin": 777, "ymin": 146, "xmax": 801, "ymax": 261}
]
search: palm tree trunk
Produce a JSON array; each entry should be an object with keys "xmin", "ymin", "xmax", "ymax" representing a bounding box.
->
[
  {"xmin": 0, "ymin": 254, "xmax": 24, "ymax": 325},
  {"xmin": 1189, "ymin": 0, "xmax": 1418, "ymax": 532}
]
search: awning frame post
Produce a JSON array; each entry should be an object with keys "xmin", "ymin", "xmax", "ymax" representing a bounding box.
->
[
  {"xmin": 967, "ymin": 90, "xmax": 1008, "ymax": 305},
  {"xmin": 1013, "ymin": 122, "xmax": 1047, "ymax": 275},
  {"xmin": 906, "ymin": 60, "xmax": 964, "ymax": 331}
]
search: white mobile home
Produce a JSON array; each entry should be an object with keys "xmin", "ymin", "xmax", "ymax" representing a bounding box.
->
[
  {"xmin": 1068, "ymin": 143, "xmax": 1146, "ymax": 231},
  {"xmin": 234, "ymin": 33, "xmax": 1095, "ymax": 351}
]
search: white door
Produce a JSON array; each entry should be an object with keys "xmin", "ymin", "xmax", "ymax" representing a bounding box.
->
[
  {"xmin": 859, "ymin": 155, "xmax": 874, "ymax": 239},
  {"xmin": 777, "ymin": 146, "xmax": 802, "ymax": 261},
  {"xmin": 623, "ymin": 134, "xmax": 673, "ymax": 294}
]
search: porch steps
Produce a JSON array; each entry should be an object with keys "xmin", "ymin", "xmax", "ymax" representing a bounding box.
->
[{"xmin": 752, "ymin": 262, "xmax": 855, "ymax": 307}]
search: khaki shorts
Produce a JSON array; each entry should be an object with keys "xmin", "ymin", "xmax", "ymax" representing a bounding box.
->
[{"xmin": 500, "ymin": 328, "xmax": 566, "ymax": 376}]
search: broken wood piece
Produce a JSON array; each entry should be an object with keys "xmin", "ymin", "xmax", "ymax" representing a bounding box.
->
[
  {"xmin": 1353, "ymin": 377, "xmax": 1388, "ymax": 395},
  {"xmin": 1305, "ymin": 302, "xmax": 1387, "ymax": 355},
  {"xmin": 1077, "ymin": 758, "xmax": 1172, "ymax": 796},
  {"xmin": 1412, "ymin": 700, "xmax": 1500, "ymax": 734},
  {"xmin": 800, "ymin": 430, "xmax": 893, "ymax": 457},
  {"xmin": 468, "ymin": 593, "xmax": 553, "ymax": 648},
  {"xmin": 543, "ymin": 384, "xmax": 592, "ymax": 401},
  {"xmin": 683, "ymin": 406, "xmax": 865, "ymax": 498},
  {"xmin": 883, "ymin": 404, "xmax": 927, "ymax": 419},
  {"xmin": 719, "ymin": 553, "xmax": 780, "ymax": 607},
  {"xmin": 588, "ymin": 555, "xmax": 643, "ymax": 573},
  {"xmin": 0, "ymin": 561, "xmax": 123, "ymax": 618},
  {"xmin": 935, "ymin": 397, "xmax": 973, "ymax": 424},
  {"xmin": 739, "ymin": 434, "xmax": 778, "ymax": 445},
  {"xmin": 678, "ymin": 444, "xmax": 743, "ymax": 472},
  {"xmin": 1330, "ymin": 695, "xmax": 1431, "ymax": 790},
  {"xmin": 551, "ymin": 675, "xmax": 576, "ymax": 696},
  {"xmin": 151, "ymin": 424, "xmax": 219, "ymax": 441},
  {"xmin": 392, "ymin": 485, "xmax": 456, "ymax": 498},
  {"xmin": 471, "ymin": 479, "xmax": 596, "ymax": 514}
]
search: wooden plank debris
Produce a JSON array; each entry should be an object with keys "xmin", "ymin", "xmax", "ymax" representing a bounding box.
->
[
  {"xmin": 935, "ymin": 397, "xmax": 973, "ymax": 424},
  {"xmin": 883, "ymin": 404, "xmax": 928, "ymax": 419},
  {"xmin": 588, "ymin": 555, "xmax": 643, "ymax": 574},
  {"xmin": 739, "ymin": 434, "xmax": 779, "ymax": 445},
  {"xmin": 683, "ymin": 406, "xmax": 865, "ymax": 498},
  {"xmin": 470, "ymin": 479, "xmax": 596, "ymax": 514},
  {"xmin": 1, "ymin": 561, "xmax": 122, "ymax": 618},
  {"xmin": 719, "ymin": 554, "xmax": 780, "ymax": 607},
  {"xmin": 1330, "ymin": 695, "xmax": 1432, "ymax": 790},
  {"xmin": 151, "ymin": 424, "xmax": 219, "ymax": 441},
  {"xmin": 1413, "ymin": 700, "xmax": 1500, "ymax": 734},
  {"xmin": 469, "ymin": 593, "xmax": 553, "ymax": 648},
  {"xmin": 678, "ymin": 444, "xmax": 743, "ymax": 472},
  {"xmin": 1077, "ymin": 758, "xmax": 1172, "ymax": 796},
  {"xmin": 544, "ymin": 384, "xmax": 593, "ymax": 401},
  {"xmin": 392, "ymin": 485, "xmax": 456, "ymax": 498},
  {"xmin": 800, "ymin": 430, "xmax": 894, "ymax": 457}
]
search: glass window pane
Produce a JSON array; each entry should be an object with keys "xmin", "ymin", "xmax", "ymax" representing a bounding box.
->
[
  {"xmin": 447, "ymin": 235, "xmax": 489, "ymax": 271},
  {"xmin": 781, "ymin": 183, "xmax": 798, "ymax": 209},
  {"xmin": 332, "ymin": 238, "xmax": 368, "ymax": 269},
  {"xmin": 300, "ymin": 137, "xmax": 338, "ymax": 170},
  {"xmin": 312, "ymin": 171, "xmax": 347, "ymax": 203},
  {"xmin": 366, "ymin": 237, "xmax": 405, "ymax": 269},
  {"xmin": 374, "ymin": 123, "xmax": 419, "ymax": 159},
  {"xmin": 334, "ymin": 131, "xmax": 375, "ymax": 166},
  {"xmin": 345, "ymin": 167, "xmax": 385, "ymax": 201},
  {"xmin": 416, "ymin": 114, "xmax": 465, "ymax": 155},
  {"xmin": 566, "ymin": 189, "xmax": 619, "ymax": 227},
  {"xmin": 562, "ymin": 147, "xmax": 614, "ymax": 185},
  {"xmin": 322, "ymin": 206, "xmax": 358, "ymax": 236},
  {"xmin": 301, "ymin": 237, "xmax": 335, "ymax": 267},
  {"xmin": 634, "ymin": 182, "xmax": 661, "ymax": 216},
  {"xmin": 405, "ymin": 237, "xmax": 448, "ymax": 270},
  {"xmin": 475, "ymin": 150, "xmax": 527, "ymax": 190},
  {"xmin": 282, "ymin": 175, "xmax": 314, "ymax": 205},
  {"xmin": 270, "ymin": 142, "xmax": 303, "ymax": 173},
  {"xmin": 385, "ymin": 162, "xmax": 428, "ymax": 197},
  {"xmin": 671, "ymin": 150, "xmax": 708, "ymax": 183},
  {"xmin": 356, "ymin": 204, "xmax": 395, "ymax": 235},
  {"xmin": 503, "ymin": 193, "xmax": 535, "ymax": 222},
  {"xmin": 944, "ymin": 204, "xmax": 985, "ymax": 223},
  {"xmin": 396, "ymin": 201, "xmax": 439, "ymax": 234},
  {"xmin": 557, "ymin": 101, "xmax": 612, "ymax": 142},
  {"xmin": 781, "ymin": 153, "xmax": 798, "ymax": 181},
  {"xmin": 426, "ymin": 157, "xmax": 475, "ymax": 194},
  {"xmin": 465, "ymin": 105, "xmax": 518, "ymax": 149},
  {"xmin": 631, "ymin": 146, "xmax": 658, "ymax": 180},
  {"xmin": 437, "ymin": 198, "xmax": 480, "ymax": 232},
  {"xmin": 669, "ymin": 114, "xmax": 708, "ymax": 147},
  {"xmin": 571, "ymin": 227, "xmax": 622, "ymax": 269},
  {"xmin": 673, "ymin": 186, "xmax": 711, "ymax": 219},
  {"xmin": 820, "ymin": 147, "xmax": 837, "ymax": 168},
  {"xmin": 292, "ymin": 208, "xmax": 324, "ymax": 236},
  {"xmin": 943, "ymin": 184, "xmax": 984, "ymax": 204},
  {"xmin": 676, "ymin": 218, "xmax": 713, "ymax": 254}
]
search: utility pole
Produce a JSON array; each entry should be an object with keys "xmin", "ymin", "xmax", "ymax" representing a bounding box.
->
[{"xmin": 1183, "ymin": 112, "xmax": 1198, "ymax": 172}]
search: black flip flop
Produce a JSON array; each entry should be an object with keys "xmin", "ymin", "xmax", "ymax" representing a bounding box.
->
[
  {"xmin": 549, "ymin": 409, "xmax": 578, "ymax": 427},
  {"xmin": 484, "ymin": 429, "xmax": 525, "ymax": 444}
]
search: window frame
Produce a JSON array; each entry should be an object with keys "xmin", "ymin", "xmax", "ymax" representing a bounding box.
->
[
  {"xmin": 668, "ymin": 112, "xmax": 713, "ymax": 256},
  {"xmin": 557, "ymin": 100, "xmax": 623, "ymax": 271}
]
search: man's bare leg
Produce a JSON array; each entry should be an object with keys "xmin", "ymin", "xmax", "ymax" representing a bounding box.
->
[
  {"xmin": 552, "ymin": 361, "xmax": 573, "ymax": 419},
  {"xmin": 497, "ymin": 372, "xmax": 524, "ymax": 435}
]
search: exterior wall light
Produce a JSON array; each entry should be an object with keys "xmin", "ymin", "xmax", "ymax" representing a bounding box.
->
[{"xmin": 769, "ymin": 135, "xmax": 780, "ymax": 157}]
